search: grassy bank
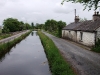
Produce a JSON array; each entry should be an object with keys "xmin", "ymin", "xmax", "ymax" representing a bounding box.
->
[
  {"xmin": 0, "ymin": 34, "xmax": 11, "ymax": 40},
  {"xmin": 0, "ymin": 30, "xmax": 31, "ymax": 55},
  {"xmin": 92, "ymin": 39, "xmax": 100, "ymax": 52},
  {"xmin": 38, "ymin": 31, "xmax": 75, "ymax": 75}
]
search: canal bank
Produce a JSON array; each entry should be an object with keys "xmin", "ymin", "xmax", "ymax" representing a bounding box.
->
[
  {"xmin": 0, "ymin": 30, "xmax": 29, "ymax": 44},
  {"xmin": 38, "ymin": 31, "xmax": 75, "ymax": 75},
  {"xmin": 0, "ymin": 31, "xmax": 51, "ymax": 75}
]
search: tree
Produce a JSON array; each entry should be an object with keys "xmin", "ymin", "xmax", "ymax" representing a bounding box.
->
[
  {"xmin": 19, "ymin": 21, "xmax": 25, "ymax": 31},
  {"xmin": 2, "ymin": 26, "xmax": 9, "ymax": 33},
  {"xmin": 79, "ymin": 18, "xmax": 87, "ymax": 22},
  {"xmin": 25, "ymin": 23, "xmax": 31, "ymax": 29},
  {"xmin": 62, "ymin": 0, "xmax": 100, "ymax": 10},
  {"xmin": 31, "ymin": 22, "xmax": 34, "ymax": 29},
  {"xmin": 57, "ymin": 21, "xmax": 66, "ymax": 37},
  {"xmin": 3, "ymin": 18, "xmax": 20, "ymax": 32},
  {"xmin": 44, "ymin": 19, "xmax": 66, "ymax": 37}
]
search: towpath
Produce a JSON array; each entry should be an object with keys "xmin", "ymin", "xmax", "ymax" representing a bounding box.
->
[
  {"xmin": 0, "ymin": 30, "xmax": 29, "ymax": 44},
  {"xmin": 43, "ymin": 32, "xmax": 100, "ymax": 75}
]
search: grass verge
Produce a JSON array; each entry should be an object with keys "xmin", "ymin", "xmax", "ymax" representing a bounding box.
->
[
  {"xmin": 92, "ymin": 39, "xmax": 100, "ymax": 53},
  {"xmin": 0, "ymin": 34, "xmax": 11, "ymax": 40},
  {"xmin": 38, "ymin": 31, "xmax": 75, "ymax": 75},
  {"xmin": 0, "ymin": 30, "xmax": 31, "ymax": 55}
]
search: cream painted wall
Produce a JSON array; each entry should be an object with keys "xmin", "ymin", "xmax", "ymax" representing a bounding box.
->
[
  {"xmin": 62, "ymin": 30, "xmax": 77, "ymax": 41},
  {"xmin": 62, "ymin": 30, "xmax": 95, "ymax": 46},
  {"xmin": 77, "ymin": 31, "xmax": 95, "ymax": 46},
  {"xmin": 96, "ymin": 27, "xmax": 100, "ymax": 40}
]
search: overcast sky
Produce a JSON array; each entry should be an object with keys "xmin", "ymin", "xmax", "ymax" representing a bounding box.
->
[{"xmin": 0, "ymin": 0, "xmax": 96, "ymax": 25}]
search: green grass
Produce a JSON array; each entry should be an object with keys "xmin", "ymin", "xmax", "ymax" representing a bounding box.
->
[
  {"xmin": 0, "ymin": 30, "xmax": 31, "ymax": 55},
  {"xmin": 38, "ymin": 31, "xmax": 75, "ymax": 75},
  {"xmin": 0, "ymin": 34, "xmax": 11, "ymax": 40},
  {"xmin": 0, "ymin": 29, "xmax": 2, "ymax": 34},
  {"xmin": 92, "ymin": 39, "xmax": 100, "ymax": 53}
]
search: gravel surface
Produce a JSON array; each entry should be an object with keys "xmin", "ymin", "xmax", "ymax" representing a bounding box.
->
[
  {"xmin": 0, "ymin": 30, "xmax": 29, "ymax": 44},
  {"xmin": 43, "ymin": 32, "xmax": 100, "ymax": 75}
]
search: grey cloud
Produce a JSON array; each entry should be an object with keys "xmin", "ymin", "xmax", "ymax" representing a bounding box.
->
[{"xmin": 0, "ymin": 0, "xmax": 95, "ymax": 25}]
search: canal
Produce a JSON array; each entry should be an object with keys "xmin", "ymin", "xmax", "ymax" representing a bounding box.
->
[{"xmin": 0, "ymin": 31, "xmax": 51, "ymax": 75}]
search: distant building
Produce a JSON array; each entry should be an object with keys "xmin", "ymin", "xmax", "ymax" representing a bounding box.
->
[{"xmin": 62, "ymin": 12, "xmax": 100, "ymax": 46}]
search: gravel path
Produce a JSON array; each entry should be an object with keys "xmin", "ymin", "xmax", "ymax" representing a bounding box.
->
[
  {"xmin": 43, "ymin": 32, "xmax": 100, "ymax": 75},
  {"xmin": 0, "ymin": 30, "xmax": 29, "ymax": 44}
]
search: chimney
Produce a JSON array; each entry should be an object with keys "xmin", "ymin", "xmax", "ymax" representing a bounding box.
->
[
  {"xmin": 93, "ymin": 11, "xmax": 100, "ymax": 21},
  {"xmin": 75, "ymin": 16, "xmax": 79, "ymax": 23}
]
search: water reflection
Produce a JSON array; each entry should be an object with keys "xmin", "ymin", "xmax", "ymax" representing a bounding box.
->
[
  {"xmin": 31, "ymin": 31, "xmax": 34, "ymax": 36},
  {"xmin": 36, "ymin": 32, "xmax": 38, "ymax": 36},
  {"xmin": 0, "ymin": 38, "xmax": 24, "ymax": 62},
  {"xmin": 0, "ymin": 31, "xmax": 51, "ymax": 75},
  {"xmin": 31, "ymin": 31, "xmax": 38, "ymax": 36}
]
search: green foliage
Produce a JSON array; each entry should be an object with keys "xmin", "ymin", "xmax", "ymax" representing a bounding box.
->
[
  {"xmin": 35, "ymin": 23, "xmax": 44, "ymax": 29},
  {"xmin": 44, "ymin": 19, "xmax": 66, "ymax": 37},
  {"xmin": 3, "ymin": 18, "xmax": 31, "ymax": 33},
  {"xmin": 58, "ymin": 21, "xmax": 66, "ymax": 37},
  {"xmin": 31, "ymin": 22, "xmax": 34, "ymax": 29},
  {"xmin": 19, "ymin": 21, "xmax": 25, "ymax": 31},
  {"xmin": 25, "ymin": 23, "xmax": 31, "ymax": 29},
  {"xmin": 38, "ymin": 31, "xmax": 75, "ymax": 75},
  {"xmin": 0, "ymin": 29, "xmax": 2, "ymax": 34},
  {"xmin": 3, "ymin": 18, "xmax": 20, "ymax": 32},
  {"xmin": 0, "ymin": 34, "xmax": 11, "ymax": 40},
  {"xmin": 92, "ymin": 39, "xmax": 100, "ymax": 52},
  {"xmin": 2, "ymin": 26, "xmax": 9, "ymax": 33},
  {"xmin": 62, "ymin": 0, "xmax": 100, "ymax": 10}
]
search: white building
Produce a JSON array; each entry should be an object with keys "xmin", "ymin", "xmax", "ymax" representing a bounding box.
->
[{"xmin": 62, "ymin": 12, "xmax": 100, "ymax": 46}]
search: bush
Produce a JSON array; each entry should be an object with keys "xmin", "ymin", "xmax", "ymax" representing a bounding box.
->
[{"xmin": 92, "ymin": 38, "xmax": 100, "ymax": 52}]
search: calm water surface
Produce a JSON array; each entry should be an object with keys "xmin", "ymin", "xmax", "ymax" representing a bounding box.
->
[{"xmin": 0, "ymin": 31, "xmax": 51, "ymax": 75}]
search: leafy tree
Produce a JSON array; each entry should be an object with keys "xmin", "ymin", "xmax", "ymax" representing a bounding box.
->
[
  {"xmin": 25, "ymin": 23, "xmax": 31, "ymax": 29},
  {"xmin": 19, "ymin": 21, "xmax": 25, "ymax": 31},
  {"xmin": 58, "ymin": 21, "xmax": 66, "ymax": 37},
  {"xmin": 35, "ymin": 23, "xmax": 40, "ymax": 29},
  {"xmin": 3, "ymin": 18, "xmax": 20, "ymax": 32},
  {"xmin": 44, "ymin": 19, "xmax": 66, "ymax": 37},
  {"xmin": 2, "ymin": 26, "xmax": 9, "ymax": 33},
  {"xmin": 62, "ymin": 0, "xmax": 100, "ymax": 10},
  {"xmin": 31, "ymin": 22, "xmax": 34, "ymax": 29}
]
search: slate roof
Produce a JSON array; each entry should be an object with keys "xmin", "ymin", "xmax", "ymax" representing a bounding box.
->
[
  {"xmin": 63, "ymin": 19, "xmax": 100, "ymax": 32},
  {"xmin": 63, "ymin": 22, "xmax": 82, "ymax": 30}
]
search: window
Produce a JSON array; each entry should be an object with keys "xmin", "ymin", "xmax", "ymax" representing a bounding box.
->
[{"xmin": 80, "ymin": 32, "xmax": 83, "ymax": 41}]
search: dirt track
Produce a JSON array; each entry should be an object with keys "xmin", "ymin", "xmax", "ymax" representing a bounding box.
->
[
  {"xmin": 43, "ymin": 32, "xmax": 100, "ymax": 75},
  {"xmin": 0, "ymin": 30, "xmax": 29, "ymax": 44}
]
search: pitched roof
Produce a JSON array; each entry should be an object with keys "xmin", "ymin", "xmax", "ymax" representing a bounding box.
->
[
  {"xmin": 63, "ymin": 20, "xmax": 100, "ymax": 32},
  {"xmin": 63, "ymin": 22, "xmax": 81, "ymax": 30}
]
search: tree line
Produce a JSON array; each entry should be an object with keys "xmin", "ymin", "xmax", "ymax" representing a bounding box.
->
[
  {"xmin": 2, "ymin": 18, "xmax": 66, "ymax": 38},
  {"xmin": 2, "ymin": 18, "xmax": 32, "ymax": 33},
  {"xmin": 35, "ymin": 19, "xmax": 66, "ymax": 37}
]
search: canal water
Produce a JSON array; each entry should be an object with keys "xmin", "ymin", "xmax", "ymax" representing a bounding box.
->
[{"xmin": 0, "ymin": 31, "xmax": 51, "ymax": 75}]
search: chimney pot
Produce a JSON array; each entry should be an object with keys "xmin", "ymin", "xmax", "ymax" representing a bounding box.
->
[
  {"xmin": 93, "ymin": 11, "xmax": 100, "ymax": 21},
  {"xmin": 75, "ymin": 16, "xmax": 79, "ymax": 23},
  {"xmin": 97, "ymin": 11, "xmax": 99, "ymax": 15},
  {"xmin": 94, "ymin": 11, "xmax": 96, "ymax": 15}
]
